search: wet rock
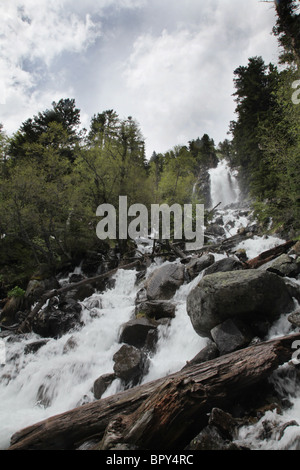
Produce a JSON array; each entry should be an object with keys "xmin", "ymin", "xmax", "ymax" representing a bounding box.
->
[
  {"xmin": 181, "ymin": 340, "xmax": 219, "ymax": 369},
  {"xmin": 25, "ymin": 277, "xmax": 60, "ymax": 307},
  {"xmin": 209, "ymin": 408, "xmax": 239, "ymax": 441},
  {"xmin": 288, "ymin": 310, "xmax": 300, "ymax": 328},
  {"xmin": 203, "ymin": 257, "xmax": 244, "ymax": 277},
  {"xmin": 145, "ymin": 263, "xmax": 185, "ymax": 300},
  {"xmin": 119, "ymin": 317, "xmax": 158, "ymax": 350},
  {"xmin": 186, "ymin": 425, "xmax": 241, "ymax": 451},
  {"xmin": 267, "ymin": 254, "xmax": 300, "ymax": 278},
  {"xmin": 185, "ymin": 254, "xmax": 215, "ymax": 280},
  {"xmin": 205, "ymin": 223, "xmax": 226, "ymax": 238},
  {"xmin": 187, "ymin": 270, "xmax": 294, "ymax": 338},
  {"xmin": 186, "ymin": 408, "xmax": 244, "ymax": 450},
  {"xmin": 0, "ymin": 296, "xmax": 24, "ymax": 325},
  {"xmin": 113, "ymin": 344, "xmax": 149, "ymax": 387},
  {"xmin": 284, "ymin": 278, "xmax": 300, "ymax": 303},
  {"xmin": 210, "ymin": 319, "xmax": 253, "ymax": 355},
  {"xmin": 63, "ymin": 335, "xmax": 78, "ymax": 354},
  {"xmin": 93, "ymin": 373, "xmax": 116, "ymax": 399},
  {"xmin": 32, "ymin": 297, "xmax": 82, "ymax": 338},
  {"xmin": 135, "ymin": 300, "xmax": 176, "ymax": 320},
  {"xmin": 24, "ymin": 339, "xmax": 49, "ymax": 355}
]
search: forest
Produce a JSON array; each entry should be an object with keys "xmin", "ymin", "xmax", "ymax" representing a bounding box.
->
[{"xmin": 0, "ymin": 0, "xmax": 299, "ymax": 298}]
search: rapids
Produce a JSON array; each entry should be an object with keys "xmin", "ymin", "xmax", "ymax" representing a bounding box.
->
[{"xmin": 0, "ymin": 159, "xmax": 299, "ymax": 450}]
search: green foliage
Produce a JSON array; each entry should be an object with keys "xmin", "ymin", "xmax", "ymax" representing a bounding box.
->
[{"xmin": 7, "ymin": 286, "xmax": 25, "ymax": 298}]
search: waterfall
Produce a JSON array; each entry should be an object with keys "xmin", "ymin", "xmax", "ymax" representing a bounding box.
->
[{"xmin": 208, "ymin": 159, "xmax": 240, "ymax": 209}]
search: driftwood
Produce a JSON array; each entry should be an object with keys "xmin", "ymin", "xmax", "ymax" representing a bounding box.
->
[
  {"xmin": 245, "ymin": 240, "xmax": 295, "ymax": 269},
  {"xmin": 17, "ymin": 260, "xmax": 141, "ymax": 334},
  {"xmin": 8, "ymin": 332, "xmax": 300, "ymax": 451}
]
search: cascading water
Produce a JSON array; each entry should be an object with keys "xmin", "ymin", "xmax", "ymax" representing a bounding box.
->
[
  {"xmin": 0, "ymin": 160, "xmax": 299, "ymax": 450},
  {"xmin": 209, "ymin": 159, "xmax": 240, "ymax": 209}
]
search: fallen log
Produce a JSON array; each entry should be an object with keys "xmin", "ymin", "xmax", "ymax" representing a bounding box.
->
[
  {"xmin": 17, "ymin": 260, "xmax": 141, "ymax": 334},
  {"xmin": 8, "ymin": 332, "xmax": 300, "ymax": 451},
  {"xmin": 245, "ymin": 240, "xmax": 295, "ymax": 269}
]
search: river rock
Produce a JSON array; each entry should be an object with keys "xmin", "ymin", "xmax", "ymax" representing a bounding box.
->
[
  {"xmin": 25, "ymin": 277, "xmax": 60, "ymax": 307},
  {"xmin": 181, "ymin": 340, "xmax": 219, "ymax": 370},
  {"xmin": 0, "ymin": 296, "xmax": 24, "ymax": 325},
  {"xmin": 267, "ymin": 254, "xmax": 300, "ymax": 278},
  {"xmin": 288, "ymin": 310, "xmax": 300, "ymax": 328},
  {"xmin": 210, "ymin": 319, "xmax": 252, "ymax": 355},
  {"xmin": 93, "ymin": 373, "xmax": 116, "ymax": 399},
  {"xmin": 135, "ymin": 300, "xmax": 176, "ymax": 320},
  {"xmin": 113, "ymin": 344, "xmax": 148, "ymax": 387},
  {"xmin": 145, "ymin": 263, "xmax": 185, "ymax": 300},
  {"xmin": 185, "ymin": 254, "xmax": 215, "ymax": 280},
  {"xmin": 119, "ymin": 317, "xmax": 158, "ymax": 349},
  {"xmin": 203, "ymin": 257, "xmax": 244, "ymax": 277},
  {"xmin": 186, "ymin": 270, "xmax": 294, "ymax": 338},
  {"xmin": 32, "ymin": 297, "xmax": 82, "ymax": 338}
]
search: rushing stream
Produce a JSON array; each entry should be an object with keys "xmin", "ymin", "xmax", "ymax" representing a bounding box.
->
[{"xmin": 0, "ymin": 160, "xmax": 299, "ymax": 450}]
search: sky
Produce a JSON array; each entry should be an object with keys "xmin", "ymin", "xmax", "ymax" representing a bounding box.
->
[{"xmin": 0, "ymin": 0, "xmax": 281, "ymax": 158}]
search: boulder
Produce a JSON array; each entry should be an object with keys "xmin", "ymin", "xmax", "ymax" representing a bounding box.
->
[
  {"xmin": 210, "ymin": 319, "xmax": 252, "ymax": 355},
  {"xmin": 25, "ymin": 277, "xmax": 60, "ymax": 307},
  {"xmin": 181, "ymin": 340, "xmax": 219, "ymax": 370},
  {"xmin": 135, "ymin": 300, "xmax": 176, "ymax": 320},
  {"xmin": 24, "ymin": 339, "xmax": 49, "ymax": 355},
  {"xmin": 186, "ymin": 408, "xmax": 243, "ymax": 450},
  {"xmin": 93, "ymin": 373, "xmax": 116, "ymax": 399},
  {"xmin": 145, "ymin": 263, "xmax": 185, "ymax": 300},
  {"xmin": 32, "ymin": 297, "xmax": 82, "ymax": 338},
  {"xmin": 185, "ymin": 254, "xmax": 215, "ymax": 280},
  {"xmin": 288, "ymin": 310, "xmax": 300, "ymax": 328},
  {"xmin": 0, "ymin": 296, "xmax": 24, "ymax": 325},
  {"xmin": 113, "ymin": 344, "xmax": 148, "ymax": 387},
  {"xmin": 119, "ymin": 317, "xmax": 158, "ymax": 350},
  {"xmin": 267, "ymin": 254, "xmax": 300, "ymax": 278},
  {"xmin": 186, "ymin": 270, "xmax": 294, "ymax": 338},
  {"xmin": 205, "ymin": 223, "xmax": 226, "ymax": 238},
  {"xmin": 203, "ymin": 257, "xmax": 244, "ymax": 277}
]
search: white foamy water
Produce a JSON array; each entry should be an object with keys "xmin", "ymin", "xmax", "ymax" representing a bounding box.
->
[
  {"xmin": 209, "ymin": 159, "xmax": 240, "ymax": 209},
  {"xmin": 0, "ymin": 268, "xmax": 139, "ymax": 449},
  {"xmin": 142, "ymin": 272, "xmax": 208, "ymax": 383}
]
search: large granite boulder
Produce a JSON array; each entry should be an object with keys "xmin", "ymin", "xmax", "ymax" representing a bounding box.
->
[{"xmin": 186, "ymin": 270, "xmax": 294, "ymax": 338}]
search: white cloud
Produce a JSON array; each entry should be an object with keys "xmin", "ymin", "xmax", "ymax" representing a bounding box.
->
[
  {"xmin": 0, "ymin": 0, "xmax": 101, "ymax": 129},
  {"xmin": 0, "ymin": 0, "xmax": 280, "ymax": 157},
  {"xmin": 121, "ymin": 0, "xmax": 280, "ymax": 155}
]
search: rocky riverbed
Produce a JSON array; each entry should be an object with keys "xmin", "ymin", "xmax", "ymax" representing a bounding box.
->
[{"xmin": 1, "ymin": 201, "xmax": 300, "ymax": 450}]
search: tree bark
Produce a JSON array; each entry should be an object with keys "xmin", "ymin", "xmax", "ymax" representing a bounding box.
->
[
  {"xmin": 245, "ymin": 240, "xmax": 295, "ymax": 269},
  {"xmin": 8, "ymin": 332, "xmax": 300, "ymax": 451}
]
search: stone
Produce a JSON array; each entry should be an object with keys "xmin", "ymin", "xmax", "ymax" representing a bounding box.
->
[
  {"xmin": 145, "ymin": 263, "xmax": 185, "ymax": 300},
  {"xmin": 113, "ymin": 344, "xmax": 148, "ymax": 387},
  {"xmin": 203, "ymin": 257, "xmax": 244, "ymax": 277},
  {"xmin": 119, "ymin": 317, "xmax": 158, "ymax": 349},
  {"xmin": 288, "ymin": 310, "xmax": 300, "ymax": 328},
  {"xmin": 186, "ymin": 270, "xmax": 294, "ymax": 338},
  {"xmin": 185, "ymin": 254, "xmax": 215, "ymax": 280},
  {"xmin": 267, "ymin": 254, "xmax": 300, "ymax": 278},
  {"xmin": 210, "ymin": 319, "xmax": 252, "ymax": 355},
  {"xmin": 24, "ymin": 339, "xmax": 49, "ymax": 355},
  {"xmin": 181, "ymin": 340, "xmax": 219, "ymax": 369},
  {"xmin": 135, "ymin": 300, "xmax": 176, "ymax": 320},
  {"xmin": 93, "ymin": 373, "xmax": 116, "ymax": 399},
  {"xmin": 32, "ymin": 297, "xmax": 82, "ymax": 338}
]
